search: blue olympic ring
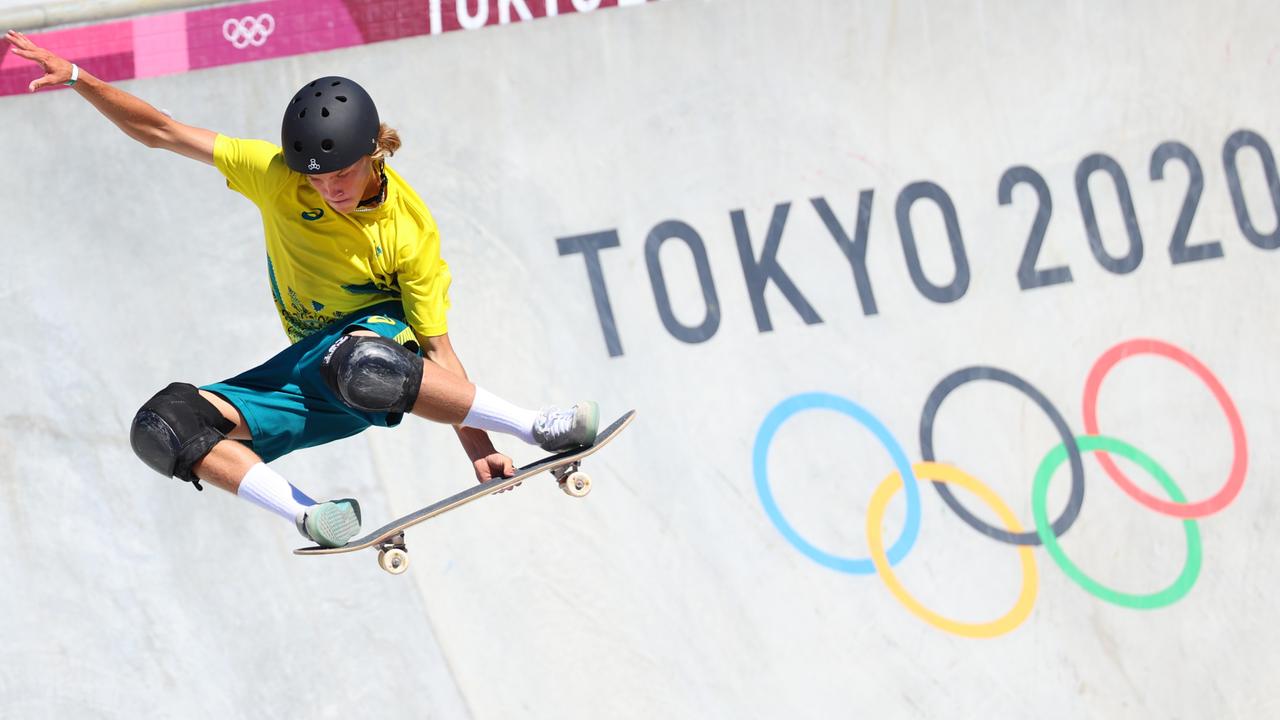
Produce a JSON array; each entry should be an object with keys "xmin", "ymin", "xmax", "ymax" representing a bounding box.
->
[{"xmin": 753, "ymin": 392, "xmax": 922, "ymax": 574}]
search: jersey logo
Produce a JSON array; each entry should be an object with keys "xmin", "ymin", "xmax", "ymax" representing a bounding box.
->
[
  {"xmin": 301, "ymin": 208, "xmax": 325, "ymax": 221},
  {"xmin": 364, "ymin": 316, "xmax": 398, "ymax": 326}
]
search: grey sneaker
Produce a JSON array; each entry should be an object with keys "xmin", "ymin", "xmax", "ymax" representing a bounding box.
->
[
  {"xmin": 532, "ymin": 401, "xmax": 600, "ymax": 452},
  {"xmin": 295, "ymin": 498, "xmax": 362, "ymax": 548}
]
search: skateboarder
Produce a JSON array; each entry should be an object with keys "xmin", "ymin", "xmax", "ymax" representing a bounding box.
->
[{"xmin": 6, "ymin": 30, "xmax": 601, "ymax": 549}]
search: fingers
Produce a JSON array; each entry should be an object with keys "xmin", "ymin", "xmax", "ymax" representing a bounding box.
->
[
  {"xmin": 7, "ymin": 30, "xmax": 60, "ymax": 68},
  {"xmin": 6, "ymin": 30, "xmax": 61, "ymax": 94},
  {"xmin": 6, "ymin": 30, "xmax": 35, "ymax": 51},
  {"xmin": 477, "ymin": 465, "xmax": 503, "ymax": 493},
  {"xmin": 479, "ymin": 455, "xmax": 518, "ymax": 494},
  {"xmin": 494, "ymin": 461, "xmax": 518, "ymax": 493}
]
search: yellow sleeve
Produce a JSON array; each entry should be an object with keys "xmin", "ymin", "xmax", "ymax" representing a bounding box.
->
[
  {"xmin": 398, "ymin": 223, "xmax": 453, "ymax": 338},
  {"xmin": 213, "ymin": 135, "xmax": 293, "ymax": 204}
]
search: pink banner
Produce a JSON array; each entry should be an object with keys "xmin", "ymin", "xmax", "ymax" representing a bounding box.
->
[{"xmin": 1, "ymin": 0, "xmax": 655, "ymax": 97}]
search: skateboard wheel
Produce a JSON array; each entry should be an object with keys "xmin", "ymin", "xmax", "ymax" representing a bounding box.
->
[
  {"xmin": 378, "ymin": 547, "xmax": 410, "ymax": 575},
  {"xmin": 560, "ymin": 471, "xmax": 592, "ymax": 497}
]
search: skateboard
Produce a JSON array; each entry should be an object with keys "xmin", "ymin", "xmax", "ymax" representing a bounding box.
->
[{"xmin": 294, "ymin": 410, "xmax": 636, "ymax": 574}]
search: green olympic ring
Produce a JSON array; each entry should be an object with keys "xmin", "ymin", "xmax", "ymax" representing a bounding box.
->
[{"xmin": 1032, "ymin": 435, "xmax": 1202, "ymax": 609}]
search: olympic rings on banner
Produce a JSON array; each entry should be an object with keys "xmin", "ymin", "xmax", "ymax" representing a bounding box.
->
[
  {"xmin": 867, "ymin": 463, "xmax": 1038, "ymax": 638},
  {"xmin": 753, "ymin": 392, "xmax": 921, "ymax": 574},
  {"xmin": 1083, "ymin": 338, "xmax": 1248, "ymax": 518},
  {"xmin": 1033, "ymin": 435, "xmax": 1201, "ymax": 609},
  {"xmin": 222, "ymin": 14, "xmax": 276, "ymax": 50},
  {"xmin": 753, "ymin": 338, "xmax": 1246, "ymax": 637},
  {"xmin": 920, "ymin": 367, "xmax": 1085, "ymax": 546}
]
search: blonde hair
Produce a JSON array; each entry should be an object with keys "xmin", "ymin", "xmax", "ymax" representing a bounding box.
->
[{"xmin": 371, "ymin": 123, "xmax": 401, "ymax": 161}]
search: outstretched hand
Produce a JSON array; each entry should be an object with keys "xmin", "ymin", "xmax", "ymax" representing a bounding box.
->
[
  {"xmin": 5, "ymin": 30, "xmax": 74, "ymax": 92},
  {"xmin": 474, "ymin": 452, "xmax": 521, "ymax": 493}
]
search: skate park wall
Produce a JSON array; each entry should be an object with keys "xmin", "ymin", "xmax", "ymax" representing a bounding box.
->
[{"xmin": 2, "ymin": 0, "xmax": 1278, "ymax": 717}]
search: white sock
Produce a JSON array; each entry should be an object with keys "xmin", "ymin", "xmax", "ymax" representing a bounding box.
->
[
  {"xmin": 462, "ymin": 387, "xmax": 539, "ymax": 444},
  {"xmin": 236, "ymin": 462, "xmax": 316, "ymax": 522}
]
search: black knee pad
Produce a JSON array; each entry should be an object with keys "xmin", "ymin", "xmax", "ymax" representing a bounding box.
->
[
  {"xmin": 320, "ymin": 334, "xmax": 423, "ymax": 414},
  {"xmin": 130, "ymin": 382, "xmax": 235, "ymax": 490}
]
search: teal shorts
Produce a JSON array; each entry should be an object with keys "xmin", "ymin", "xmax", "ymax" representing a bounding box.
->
[{"xmin": 202, "ymin": 301, "xmax": 421, "ymax": 463}]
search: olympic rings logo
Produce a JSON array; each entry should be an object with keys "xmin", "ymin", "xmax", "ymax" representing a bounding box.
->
[
  {"xmin": 222, "ymin": 14, "xmax": 276, "ymax": 50},
  {"xmin": 753, "ymin": 338, "xmax": 1248, "ymax": 638}
]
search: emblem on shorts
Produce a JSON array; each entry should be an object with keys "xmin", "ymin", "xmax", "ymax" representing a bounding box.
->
[
  {"xmin": 301, "ymin": 208, "xmax": 325, "ymax": 221},
  {"xmin": 308, "ymin": 158, "xmax": 321, "ymax": 171}
]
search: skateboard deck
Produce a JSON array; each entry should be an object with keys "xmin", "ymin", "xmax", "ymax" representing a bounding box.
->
[{"xmin": 294, "ymin": 410, "xmax": 635, "ymax": 573}]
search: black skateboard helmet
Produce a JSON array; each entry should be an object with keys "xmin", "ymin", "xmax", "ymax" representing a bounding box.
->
[{"xmin": 281, "ymin": 76, "xmax": 379, "ymax": 175}]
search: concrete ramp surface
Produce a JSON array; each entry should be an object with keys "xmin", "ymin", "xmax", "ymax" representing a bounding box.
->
[{"xmin": 2, "ymin": 0, "xmax": 1278, "ymax": 717}]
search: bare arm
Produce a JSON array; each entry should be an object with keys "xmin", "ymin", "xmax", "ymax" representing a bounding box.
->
[
  {"xmin": 5, "ymin": 30, "xmax": 216, "ymax": 165},
  {"xmin": 418, "ymin": 331, "xmax": 518, "ymax": 484}
]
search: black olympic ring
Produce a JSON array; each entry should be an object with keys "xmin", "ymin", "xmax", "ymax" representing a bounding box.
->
[{"xmin": 919, "ymin": 366, "xmax": 1085, "ymax": 546}]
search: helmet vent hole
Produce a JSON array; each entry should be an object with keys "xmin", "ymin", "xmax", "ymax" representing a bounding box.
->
[
  {"xmin": 299, "ymin": 109, "xmax": 306, "ymax": 118},
  {"xmin": 321, "ymin": 139, "xmax": 335, "ymax": 152},
  {"xmin": 336, "ymin": 96, "xmax": 347, "ymax": 103},
  {"xmin": 331, "ymin": 80, "xmax": 341, "ymax": 86},
  {"xmin": 321, "ymin": 107, "xmax": 330, "ymax": 118},
  {"xmin": 293, "ymin": 141, "xmax": 303, "ymax": 152},
  {"xmin": 308, "ymin": 81, "xmax": 316, "ymax": 88},
  {"xmin": 314, "ymin": 91, "xmax": 322, "ymax": 97}
]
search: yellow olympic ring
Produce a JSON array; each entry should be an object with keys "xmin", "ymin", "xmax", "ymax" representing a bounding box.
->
[{"xmin": 866, "ymin": 462, "xmax": 1039, "ymax": 638}]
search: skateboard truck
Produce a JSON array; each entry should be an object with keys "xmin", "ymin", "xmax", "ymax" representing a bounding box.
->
[
  {"xmin": 551, "ymin": 461, "xmax": 592, "ymax": 498},
  {"xmin": 377, "ymin": 533, "xmax": 409, "ymax": 575}
]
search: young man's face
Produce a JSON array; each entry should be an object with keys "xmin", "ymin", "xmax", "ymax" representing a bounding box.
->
[{"xmin": 306, "ymin": 156, "xmax": 378, "ymax": 213}]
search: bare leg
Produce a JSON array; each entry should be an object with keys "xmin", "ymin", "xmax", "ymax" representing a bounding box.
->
[
  {"xmin": 344, "ymin": 330, "xmax": 478, "ymax": 424},
  {"xmin": 410, "ymin": 358, "xmax": 477, "ymax": 423},
  {"xmin": 192, "ymin": 440, "xmax": 263, "ymax": 494},
  {"xmin": 191, "ymin": 390, "xmax": 261, "ymax": 493}
]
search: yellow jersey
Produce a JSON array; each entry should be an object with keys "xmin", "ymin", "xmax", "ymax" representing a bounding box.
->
[{"xmin": 213, "ymin": 135, "xmax": 451, "ymax": 344}]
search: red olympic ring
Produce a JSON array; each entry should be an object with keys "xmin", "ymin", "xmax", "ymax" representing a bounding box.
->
[{"xmin": 1082, "ymin": 338, "xmax": 1248, "ymax": 518}]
